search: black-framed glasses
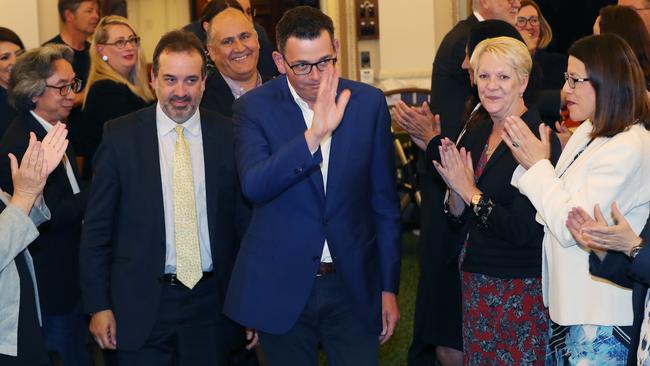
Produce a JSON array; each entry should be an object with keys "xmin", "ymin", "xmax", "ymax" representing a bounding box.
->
[
  {"xmin": 516, "ymin": 16, "xmax": 539, "ymax": 27},
  {"xmin": 101, "ymin": 36, "xmax": 140, "ymax": 49},
  {"xmin": 564, "ymin": 72, "xmax": 590, "ymax": 89},
  {"xmin": 246, "ymin": 7, "xmax": 257, "ymax": 17},
  {"xmin": 46, "ymin": 78, "xmax": 82, "ymax": 96},
  {"xmin": 283, "ymin": 57, "xmax": 337, "ymax": 75}
]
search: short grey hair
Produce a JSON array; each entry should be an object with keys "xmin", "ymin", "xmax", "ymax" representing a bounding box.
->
[{"xmin": 9, "ymin": 44, "xmax": 74, "ymax": 113}]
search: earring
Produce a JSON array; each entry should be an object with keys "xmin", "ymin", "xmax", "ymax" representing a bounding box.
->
[{"xmin": 101, "ymin": 55, "xmax": 108, "ymax": 62}]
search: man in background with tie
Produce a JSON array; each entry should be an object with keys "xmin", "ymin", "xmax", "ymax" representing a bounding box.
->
[{"xmin": 79, "ymin": 30, "xmax": 250, "ymax": 365}]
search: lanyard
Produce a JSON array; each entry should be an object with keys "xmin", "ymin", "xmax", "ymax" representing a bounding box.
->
[{"xmin": 558, "ymin": 138, "xmax": 594, "ymax": 179}]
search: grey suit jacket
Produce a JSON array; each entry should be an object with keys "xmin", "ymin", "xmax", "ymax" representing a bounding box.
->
[{"xmin": 0, "ymin": 192, "xmax": 49, "ymax": 356}]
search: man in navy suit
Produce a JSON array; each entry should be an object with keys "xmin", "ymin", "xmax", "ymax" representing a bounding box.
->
[
  {"xmin": 224, "ymin": 6, "xmax": 401, "ymax": 365},
  {"xmin": 79, "ymin": 30, "xmax": 250, "ymax": 365}
]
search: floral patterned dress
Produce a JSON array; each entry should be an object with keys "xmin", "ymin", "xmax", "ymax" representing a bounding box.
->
[{"xmin": 459, "ymin": 143, "xmax": 549, "ymax": 365}]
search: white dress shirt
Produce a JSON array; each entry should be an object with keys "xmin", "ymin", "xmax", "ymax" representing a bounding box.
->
[
  {"xmin": 287, "ymin": 79, "xmax": 332, "ymax": 263},
  {"xmin": 30, "ymin": 111, "xmax": 80, "ymax": 194},
  {"xmin": 155, "ymin": 103, "xmax": 212, "ymax": 273}
]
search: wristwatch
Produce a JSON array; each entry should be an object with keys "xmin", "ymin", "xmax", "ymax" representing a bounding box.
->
[
  {"xmin": 630, "ymin": 239, "xmax": 644, "ymax": 259},
  {"xmin": 470, "ymin": 194, "xmax": 483, "ymax": 207}
]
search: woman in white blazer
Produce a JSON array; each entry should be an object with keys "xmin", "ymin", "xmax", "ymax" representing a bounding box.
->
[
  {"xmin": 502, "ymin": 34, "xmax": 650, "ymax": 364},
  {"xmin": 0, "ymin": 125, "xmax": 67, "ymax": 366}
]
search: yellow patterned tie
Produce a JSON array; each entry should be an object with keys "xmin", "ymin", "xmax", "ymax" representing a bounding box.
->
[{"xmin": 173, "ymin": 126, "xmax": 202, "ymax": 289}]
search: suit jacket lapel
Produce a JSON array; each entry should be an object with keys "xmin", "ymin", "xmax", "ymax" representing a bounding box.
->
[
  {"xmin": 325, "ymin": 85, "xmax": 356, "ymax": 201},
  {"xmin": 137, "ymin": 107, "xmax": 166, "ymax": 244},
  {"xmin": 275, "ymin": 77, "xmax": 325, "ymax": 200},
  {"xmin": 554, "ymin": 120, "xmax": 594, "ymax": 177},
  {"xmin": 200, "ymin": 114, "xmax": 219, "ymax": 251}
]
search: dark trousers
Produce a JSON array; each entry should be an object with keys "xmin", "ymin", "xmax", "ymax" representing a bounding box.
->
[
  {"xmin": 42, "ymin": 302, "xmax": 92, "ymax": 366},
  {"xmin": 259, "ymin": 272, "xmax": 379, "ymax": 366},
  {"xmin": 116, "ymin": 275, "xmax": 227, "ymax": 366}
]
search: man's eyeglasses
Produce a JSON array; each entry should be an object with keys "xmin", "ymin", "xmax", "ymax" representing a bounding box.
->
[
  {"xmin": 101, "ymin": 36, "xmax": 141, "ymax": 49},
  {"xmin": 283, "ymin": 57, "xmax": 337, "ymax": 75},
  {"xmin": 46, "ymin": 78, "xmax": 83, "ymax": 96},
  {"xmin": 564, "ymin": 72, "xmax": 590, "ymax": 89},
  {"xmin": 516, "ymin": 16, "xmax": 539, "ymax": 28},
  {"xmin": 246, "ymin": 7, "xmax": 257, "ymax": 17}
]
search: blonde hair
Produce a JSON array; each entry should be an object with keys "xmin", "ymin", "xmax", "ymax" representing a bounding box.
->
[
  {"xmin": 470, "ymin": 36, "xmax": 532, "ymax": 83},
  {"xmin": 520, "ymin": 0, "xmax": 553, "ymax": 49},
  {"xmin": 84, "ymin": 15, "xmax": 155, "ymax": 107}
]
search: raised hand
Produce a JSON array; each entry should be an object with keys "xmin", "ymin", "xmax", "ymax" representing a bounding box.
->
[
  {"xmin": 9, "ymin": 132, "xmax": 47, "ymax": 214},
  {"xmin": 432, "ymin": 138, "xmax": 478, "ymax": 203},
  {"xmin": 566, "ymin": 206, "xmax": 599, "ymax": 253},
  {"xmin": 305, "ymin": 67, "xmax": 351, "ymax": 152},
  {"xmin": 582, "ymin": 202, "xmax": 642, "ymax": 255},
  {"xmin": 555, "ymin": 121, "xmax": 572, "ymax": 150},
  {"xmin": 41, "ymin": 122, "xmax": 69, "ymax": 175},
  {"xmin": 393, "ymin": 101, "xmax": 440, "ymax": 151},
  {"xmin": 502, "ymin": 116, "xmax": 551, "ymax": 169}
]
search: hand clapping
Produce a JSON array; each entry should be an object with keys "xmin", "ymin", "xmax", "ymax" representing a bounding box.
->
[
  {"xmin": 432, "ymin": 138, "xmax": 477, "ymax": 204},
  {"xmin": 502, "ymin": 115, "xmax": 551, "ymax": 170},
  {"xmin": 41, "ymin": 122, "xmax": 69, "ymax": 175},
  {"xmin": 393, "ymin": 101, "xmax": 440, "ymax": 151},
  {"xmin": 9, "ymin": 133, "xmax": 47, "ymax": 214},
  {"xmin": 566, "ymin": 202, "xmax": 642, "ymax": 257}
]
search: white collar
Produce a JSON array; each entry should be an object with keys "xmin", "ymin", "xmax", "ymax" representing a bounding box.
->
[
  {"xmin": 156, "ymin": 102, "xmax": 201, "ymax": 137},
  {"xmin": 286, "ymin": 77, "xmax": 311, "ymax": 111},
  {"xmin": 29, "ymin": 110, "xmax": 58, "ymax": 132}
]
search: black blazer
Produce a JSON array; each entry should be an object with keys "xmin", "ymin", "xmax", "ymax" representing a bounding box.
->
[
  {"xmin": 0, "ymin": 112, "xmax": 88, "ymax": 314},
  {"xmin": 79, "ymin": 106, "xmax": 249, "ymax": 350},
  {"xmin": 80, "ymin": 79, "xmax": 151, "ymax": 176},
  {"xmin": 201, "ymin": 69, "xmax": 236, "ymax": 118},
  {"xmin": 201, "ymin": 66, "xmax": 274, "ymax": 119},
  {"xmin": 0, "ymin": 87, "xmax": 17, "ymax": 139},
  {"xmin": 427, "ymin": 108, "xmax": 561, "ymax": 278},
  {"xmin": 590, "ymin": 215, "xmax": 650, "ymax": 366},
  {"xmin": 430, "ymin": 14, "xmax": 479, "ymax": 140}
]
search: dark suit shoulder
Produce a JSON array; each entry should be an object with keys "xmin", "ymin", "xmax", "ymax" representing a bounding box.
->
[
  {"xmin": 233, "ymin": 76, "xmax": 287, "ymax": 115},
  {"xmin": 103, "ymin": 105, "xmax": 154, "ymax": 138},
  {"xmin": 201, "ymin": 69, "xmax": 235, "ymax": 118},
  {"xmin": 435, "ymin": 15, "xmax": 476, "ymax": 58},
  {"xmin": 1, "ymin": 113, "xmax": 39, "ymax": 142},
  {"xmin": 200, "ymin": 107, "xmax": 233, "ymax": 129},
  {"xmin": 43, "ymin": 34, "xmax": 62, "ymax": 46}
]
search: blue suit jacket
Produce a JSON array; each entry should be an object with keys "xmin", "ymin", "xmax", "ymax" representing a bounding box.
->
[{"xmin": 224, "ymin": 75, "xmax": 401, "ymax": 334}]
